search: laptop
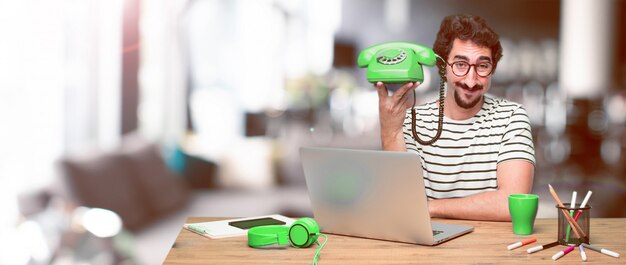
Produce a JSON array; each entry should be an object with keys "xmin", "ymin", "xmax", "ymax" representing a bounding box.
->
[{"xmin": 300, "ymin": 147, "xmax": 473, "ymax": 245}]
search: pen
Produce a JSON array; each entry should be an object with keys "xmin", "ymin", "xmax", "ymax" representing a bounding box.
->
[
  {"xmin": 580, "ymin": 245, "xmax": 587, "ymax": 262},
  {"xmin": 552, "ymin": 245, "xmax": 575, "ymax": 261},
  {"xmin": 581, "ymin": 243, "xmax": 620, "ymax": 258},
  {"xmin": 187, "ymin": 224, "xmax": 208, "ymax": 234},
  {"xmin": 526, "ymin": 241, "xmax": 559, "ymax": 253},
  {"xmin": 507, "ymin": 238, "xmax": 536, "ymax": 250},
  {"xmin": 548, "ymin": 184, "xmax": 586, "ymax": 239},
  {"xmin": 565, "ymin": 191, "xmax": 577, "ymax": 242},
  {"xmin": 573, "ymin": 191, "xmax": 593, "ymax": 221},
  {"xmin": 566, "ymin": 190, "xmax": 592, "ymax": 239}
]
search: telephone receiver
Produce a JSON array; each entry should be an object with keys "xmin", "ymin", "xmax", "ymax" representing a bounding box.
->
[
  {"xmin": 358, "ymin": 41, "xmax": 445, "ymax": 145},
  {"xmin": 248, "ymin": 217, "xmax": 327, "ymax": 264}
]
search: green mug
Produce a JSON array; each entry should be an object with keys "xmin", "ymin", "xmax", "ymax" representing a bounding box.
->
[{"xmin": 508, "ymin": 194, "xmax": 539, "ymax": 235}]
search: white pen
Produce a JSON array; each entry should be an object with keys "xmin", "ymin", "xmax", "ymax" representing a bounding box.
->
[
  {"xmin": 565, "ymin": 191, "xmax": 577, "ymax": 242},
  {"xmin": 527, "ymin": 241, "xmax": 559, "ymax": 254},
  {"xmin": 580, "ymin": 245, "xmax": 587, "ymax": 262},
  {"xmin": 570, "ymin": 191, "xmax": 577, "ymax": 210},
  {"xmin": 187, "ymin": 224, "xmax": 208, "ymax": 234},
  {"xmin": 552, "ymin": 246, "xmax": 575, "ymax": 261},
  {"xmin": 507, "ymin": 238, "xmax": 536, "ymax": 250},
  {"xmin": 581, "ymin": 243, "xmax": 620, "ymax": 258},
  {"xmin": 579, "ymin": 191, "xmax": 592, "ymax": 209},
  {"xmin": 573, "ymin": 191, "xmax": 593, "ymax": 221}
]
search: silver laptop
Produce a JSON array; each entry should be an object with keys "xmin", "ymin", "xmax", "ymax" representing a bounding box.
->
[{"xmin": 300, "ymin": 147, "xmax": 473, "ymax": 245}]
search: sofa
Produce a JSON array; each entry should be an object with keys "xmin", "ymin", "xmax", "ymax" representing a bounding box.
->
[{"xmin": 57, "ymin": 136, "xmax": 312, "ymax": 264}]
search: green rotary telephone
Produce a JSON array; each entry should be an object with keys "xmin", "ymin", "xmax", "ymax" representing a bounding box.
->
[
  {"xmin": 357, "ymin": 42, "xmax": 437, "ymax": 83},
  {"xmin": 358, "ymin": 41, "xmax": 445, "ymax": 145}
]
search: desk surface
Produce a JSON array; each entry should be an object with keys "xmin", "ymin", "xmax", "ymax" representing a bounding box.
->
[{"xmin": 164, "ymin": 217, "xmax": 625, "ymax": 264}]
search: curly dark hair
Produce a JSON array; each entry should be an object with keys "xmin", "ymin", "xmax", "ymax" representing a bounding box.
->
[{"xmin": 433, "ymin": 14, "xmax": 503, "ymax": 74}]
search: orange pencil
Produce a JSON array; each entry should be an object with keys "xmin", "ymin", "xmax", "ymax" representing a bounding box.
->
[{"xmin": 548, "ymin": 184, "xmax": 587, "ymax": 240}]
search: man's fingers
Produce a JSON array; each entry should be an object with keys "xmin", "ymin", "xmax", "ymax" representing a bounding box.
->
[
  {"xmin": 393, "ymin": 82, "xmax": 421, "ymax": 100},
  {"xmin": 375, "ymin": 81, "xmax": 388, "ymax": 98},
  {"xmin": 400, "ymin": 87, "xmax": 415, "ymax": 108},
  {"xmin": 377, "ymin": 82, "xmax": 421, "ymax": 97}
]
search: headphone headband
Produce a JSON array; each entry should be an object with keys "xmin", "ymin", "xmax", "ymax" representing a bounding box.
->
[{"xmin": 248, "ymin": 225, "xmax": 289, "ymax": 247}]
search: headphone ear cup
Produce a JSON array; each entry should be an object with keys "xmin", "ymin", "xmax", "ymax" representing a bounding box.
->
[
  {"xmin": 301, "ymin": 217, "xmax": 320, "ymax": 236},
  {"xmin": 288, "ymin": 218, "xmax": 320, "ymax": 248}
]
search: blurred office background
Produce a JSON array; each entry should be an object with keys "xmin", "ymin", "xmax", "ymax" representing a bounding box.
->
[{"xmin": 1, "ymin": 0, "xmax": 625, "ymax": 264}]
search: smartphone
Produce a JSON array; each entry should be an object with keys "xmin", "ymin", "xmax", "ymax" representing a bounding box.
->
[{"xmin": 228, "ymin": 217, "xmax": 286, "ymax": 230}]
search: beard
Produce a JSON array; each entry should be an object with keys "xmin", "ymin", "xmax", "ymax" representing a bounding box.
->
[{"xmin": 453, "ymin": 82, "xmax": 484, "ymax": 109}]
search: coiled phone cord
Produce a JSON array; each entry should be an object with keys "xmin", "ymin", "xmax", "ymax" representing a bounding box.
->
[{"xmin": 410, "ymin": 57, "xmax": 446, "ymax": 145}]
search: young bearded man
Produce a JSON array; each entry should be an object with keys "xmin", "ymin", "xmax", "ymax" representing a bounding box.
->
[{"xmin": 376, "ymin": 14, "xmax": 535, "ymax": 221}]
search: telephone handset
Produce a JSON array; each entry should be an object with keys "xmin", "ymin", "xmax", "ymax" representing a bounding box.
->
[{"xmin": 358, "ymin": 41, "xmax": 446, "ymax": 145}]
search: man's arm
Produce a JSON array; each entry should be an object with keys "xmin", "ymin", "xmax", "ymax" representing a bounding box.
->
[
  {"xmin": 376, "ymin": 82, "xmax": 418, "ymax": 151},
  {"xmin": 428, "ymin": 159, "xmax": 534, "ymax": 221}
]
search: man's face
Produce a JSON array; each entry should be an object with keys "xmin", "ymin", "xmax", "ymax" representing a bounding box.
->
[{"xmin": 446, "ymin": 39, "xmax": 493, "ymax": 109}]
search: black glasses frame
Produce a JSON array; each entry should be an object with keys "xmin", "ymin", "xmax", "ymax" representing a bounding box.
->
[{"xmin": 445, "ymin": 61, "xmax": 494, "ymax": 77}]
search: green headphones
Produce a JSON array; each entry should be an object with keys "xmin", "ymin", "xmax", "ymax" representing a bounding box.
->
[
  {"xmin": 248, "ymin": 217, "xmax": 320, "ymax": 248},
  {"xmin": 248, "ymin": 217, "xmax": 327, "ymax": 264}
]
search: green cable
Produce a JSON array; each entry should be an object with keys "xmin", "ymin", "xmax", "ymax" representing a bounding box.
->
[{"xmin": 312, "ymin": 234, "xmax": 328, "ymax": 265}]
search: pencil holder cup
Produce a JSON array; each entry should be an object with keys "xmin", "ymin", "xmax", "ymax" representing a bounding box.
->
[{"xmin": 556, "ymin": 204, "xmax": 591, "ymax": 246}]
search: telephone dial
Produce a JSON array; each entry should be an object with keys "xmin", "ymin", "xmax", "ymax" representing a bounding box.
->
[{"xmin": 358, "ymin": 42, "xmax": 446, "ymax": 145}]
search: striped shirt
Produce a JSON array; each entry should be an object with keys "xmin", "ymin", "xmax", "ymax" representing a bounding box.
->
[{"xmin": 403, "ymin": 95, "xmax": 535, "ymax": 200}]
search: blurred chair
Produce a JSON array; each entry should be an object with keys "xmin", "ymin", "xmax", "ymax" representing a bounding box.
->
[{"xmin": 59, "ymin": 137, "xmax": 190, "ymax": 231}]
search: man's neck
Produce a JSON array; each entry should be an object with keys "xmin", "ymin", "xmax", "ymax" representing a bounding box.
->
[{"xmin": 444, "ymin": 95, "xmax": 484, "ymax": 120}]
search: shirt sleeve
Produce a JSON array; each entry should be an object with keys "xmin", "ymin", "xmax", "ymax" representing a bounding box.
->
[{"xmin": 498, "ymin": 106, "xmax": 535, "ymax": 165}]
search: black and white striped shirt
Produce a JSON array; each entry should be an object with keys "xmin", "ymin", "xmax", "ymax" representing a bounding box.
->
[{"xmin": 403, "ymin": 95, "xmax": 535, "ymax": 200}]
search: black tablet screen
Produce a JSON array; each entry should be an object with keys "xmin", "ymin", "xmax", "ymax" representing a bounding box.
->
[{"xmin": 228, "ymin": 217, "xmax": 286, "ymax": 230}]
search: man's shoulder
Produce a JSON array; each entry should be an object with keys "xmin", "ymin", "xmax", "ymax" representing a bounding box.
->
[
  {"xmin": 482, "ymin": 95, "xmax": 531, "ymax": 126},
  {"xmin": 484, "ymin": 95, "xmax": 525, "ymax": 112}
]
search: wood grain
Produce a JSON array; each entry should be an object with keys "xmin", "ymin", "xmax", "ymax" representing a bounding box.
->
[{"xmin": 164, "ymin": 217, "xmax": 626, "ymax": 264}]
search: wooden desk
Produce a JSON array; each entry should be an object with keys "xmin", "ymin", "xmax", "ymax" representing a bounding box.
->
[{"xmin": 164, "ymin": 217, "xmax": 625, "ymax": 264}]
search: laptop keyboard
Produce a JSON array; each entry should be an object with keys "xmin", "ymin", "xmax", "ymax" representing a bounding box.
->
[{"xmin": 432, "ymin": 230, "xmax": 443, "ymax": 236}]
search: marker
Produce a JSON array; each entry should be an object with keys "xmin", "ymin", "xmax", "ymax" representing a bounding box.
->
[
  {"xmin": 567, "ymin": 191, "xmax": 593, "ymax": 239},
  {"xmin": 570, "ymin": 191, "xmax": 578, "ymax": 211},
  {"xmin": 187, "ymin": 224, "xmax": 208, "ymax": 234},
  {"xmin": 580, "ymin": 245, "xmax": 587, "ymax": 262},
  {"xmin": 507, "ymin": 238, "xmax": 537, "ymax": 250},
  {"xmin": 552, "ymin": 245, "xmax": 575, "ymax": 261},
  {"xmin": 527, "ymin": 241, "xmax": 559, "ymax": 253},
  {"xmin": 581, "ymin": 243, "xmax": 620, "ymax": 258},
  {"xmin": 573, "ymin": 191, "xmax": 593, "ymax": 221},
  {"xmin": 565, "ymin": 191, "xmax": 577, "ymax": 242}
]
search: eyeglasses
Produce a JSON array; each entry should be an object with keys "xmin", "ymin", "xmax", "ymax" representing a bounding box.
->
[{"xmin": 446, "ymin": 61, "xmax": 494, "ymax": 77}]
